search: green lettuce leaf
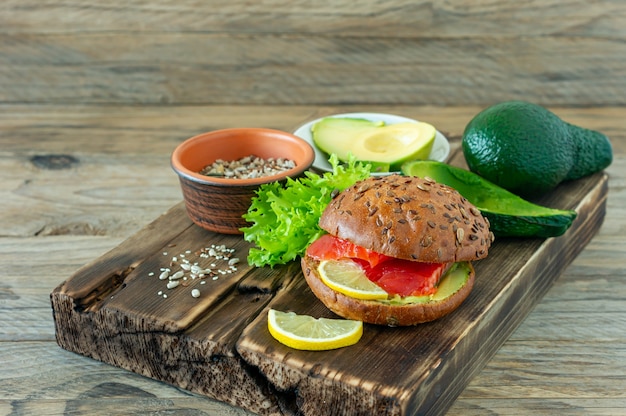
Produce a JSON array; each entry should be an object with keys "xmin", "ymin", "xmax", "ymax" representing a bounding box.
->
[{"xmin": 241, "ymin": 155, "xmax": 371, "ymax": 267}]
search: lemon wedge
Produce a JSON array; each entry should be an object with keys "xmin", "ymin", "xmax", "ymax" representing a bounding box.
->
[
  {"xmin": 318, "ymin": 259, "xmax": 389, "ymax": 300},
  {"xmin": 267, "ymin": 309, "xmax": 363, "ymax": 351}
]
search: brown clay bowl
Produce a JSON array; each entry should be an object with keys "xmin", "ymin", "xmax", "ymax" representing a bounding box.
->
[{"xmin": 171, "ymin": 128, "xmax": 315, "ymax": 234}]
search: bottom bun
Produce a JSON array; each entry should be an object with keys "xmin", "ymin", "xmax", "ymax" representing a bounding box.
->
[{"xmin": 301, "ymin": 254, "xmax": 475, "ymax": 326}]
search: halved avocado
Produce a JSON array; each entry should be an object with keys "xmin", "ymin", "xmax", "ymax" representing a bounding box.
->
[
  {"xmin": 312, "ymin": 117, "xmax": 436, "ymax": 171},
  {"xmin": 402, "ymin": 160, "xmax": 577, "ymax": 238}
]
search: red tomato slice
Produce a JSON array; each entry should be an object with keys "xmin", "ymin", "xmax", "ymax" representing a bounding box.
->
[
  {"xmin": 306, "ymin": 234, "xmax": 391, "ymax": 268},
  {"xmin": 307, "ymin": 235, "xmax": 448, "ymax": 297}
]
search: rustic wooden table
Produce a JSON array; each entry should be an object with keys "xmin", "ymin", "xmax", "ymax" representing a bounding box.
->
[{"xmin": 1, "ymin": 104, "xmax": 624, "ymax": 415}]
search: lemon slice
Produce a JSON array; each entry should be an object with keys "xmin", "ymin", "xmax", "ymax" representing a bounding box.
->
[
  {"xmin": 267, "ymin": 309, "xmax": 363, "ymax": 351},
  {"xmin": 318, "ymin": 259, "xmax": 389, "ymax": 300}
]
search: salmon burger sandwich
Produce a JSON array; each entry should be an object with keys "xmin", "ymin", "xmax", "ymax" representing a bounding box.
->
[{"xmin": 301, "ymin": 174, "xmax": 494, "ymax": 326}]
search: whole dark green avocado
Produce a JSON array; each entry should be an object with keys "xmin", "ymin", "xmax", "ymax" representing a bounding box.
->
[{"xmin": 462, "ymin": 101, "xmax": 612, "ymax": 198}]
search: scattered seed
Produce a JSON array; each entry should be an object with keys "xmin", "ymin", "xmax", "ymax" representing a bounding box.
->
[{"xmin": 149, "ymin": 243, "xmax": 239, "ymax": 300}]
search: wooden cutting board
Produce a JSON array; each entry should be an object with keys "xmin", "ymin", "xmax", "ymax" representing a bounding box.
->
[{"xmin": 51, "ymin": 151, "xmax": 608, "ymax": 416}]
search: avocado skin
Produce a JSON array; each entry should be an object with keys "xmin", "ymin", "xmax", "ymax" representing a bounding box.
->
[
  {"xmin": 564, "ymin": 123, "xmax": 613, "ymax": 180},
  {"xmin": 401, "ymin": 160, "xmax": 577, "ymax": 238},
  {"xmin": 484, "ymin": 210, "xmax": 575, "ymax": 238},
  {"xmin": 462, "ymin": 101, "xmax": 612, "ymax": 199}
]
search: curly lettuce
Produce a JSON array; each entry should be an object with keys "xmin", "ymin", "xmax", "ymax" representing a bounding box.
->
[{"xmin": 241, "ymin": 155, "xmax": 371, "ymax": 267}]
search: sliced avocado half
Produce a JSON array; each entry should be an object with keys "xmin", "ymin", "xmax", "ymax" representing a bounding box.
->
[
  {"xmin": 312, "ymin": 117, "xmax": 436, "ymax": 172},
  {"xmin": 402, "ymin": 160, "xmax": 577, "ymax": 238}
]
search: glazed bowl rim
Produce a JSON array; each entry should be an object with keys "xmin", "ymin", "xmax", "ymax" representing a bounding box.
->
[{"xmin": 171, "ymin": 127, "xmax": 315, "ymax": 187}]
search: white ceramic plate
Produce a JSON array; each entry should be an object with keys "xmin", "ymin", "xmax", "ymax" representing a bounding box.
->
[{"xmin": 293, "ymin": 112, "xmax": 450, "ymax": 175}]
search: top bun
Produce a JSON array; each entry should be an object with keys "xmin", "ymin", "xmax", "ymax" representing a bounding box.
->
[{"xmin": 319, "ymin": 174, "xmax": 493, "ymax": 263}]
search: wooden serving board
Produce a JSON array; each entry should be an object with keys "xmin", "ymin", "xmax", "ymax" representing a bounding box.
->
[{"xmin": 51, "ymin": 152, "xmax": 608, "ymax": 416}]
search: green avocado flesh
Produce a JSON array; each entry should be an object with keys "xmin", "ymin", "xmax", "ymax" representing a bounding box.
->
[
  {"xmin": 402, "ymin": 160, "xmax": 577, "ymax": 238},
  {"xmin": 312, "ymin": 117, "xmax": 436, "ymax": 172},
  {"xmin": 379, "ymin": 262, "xmax": 471, "ymax": 305}
]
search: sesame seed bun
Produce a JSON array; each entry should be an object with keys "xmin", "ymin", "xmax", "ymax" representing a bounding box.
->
[
  {"xmin": 319, "ymin": 174, "xmax": 493, "ymax": 263},
  {"xmin": 301, "ymin": 174, "xmax": 493, "ymax": 326}
]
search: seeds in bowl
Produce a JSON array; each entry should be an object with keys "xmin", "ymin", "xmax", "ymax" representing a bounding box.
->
[{"xmin": 199, "ymin": 155, "xmax": 296, "ymax": 179}]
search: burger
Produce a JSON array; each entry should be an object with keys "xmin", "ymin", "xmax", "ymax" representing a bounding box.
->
[{"xmin": 301, "ymin": 174, "xmax": 494, "ymax": 326}]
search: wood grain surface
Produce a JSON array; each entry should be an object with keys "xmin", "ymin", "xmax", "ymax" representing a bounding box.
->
[
  {"xmin": 48, "ymin": 138, "xmax": 607, "ymax": 415},
  {"xmin": 1, "ymin": 104, "xmax": 625, "ymax": 415},
  {"xmin": 2, "ymin": 0, "xmax": 626, "ymax": 414},
  {"xmin": 2, "ymin": 1, "xmax": 626, "ymax": 106}
]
